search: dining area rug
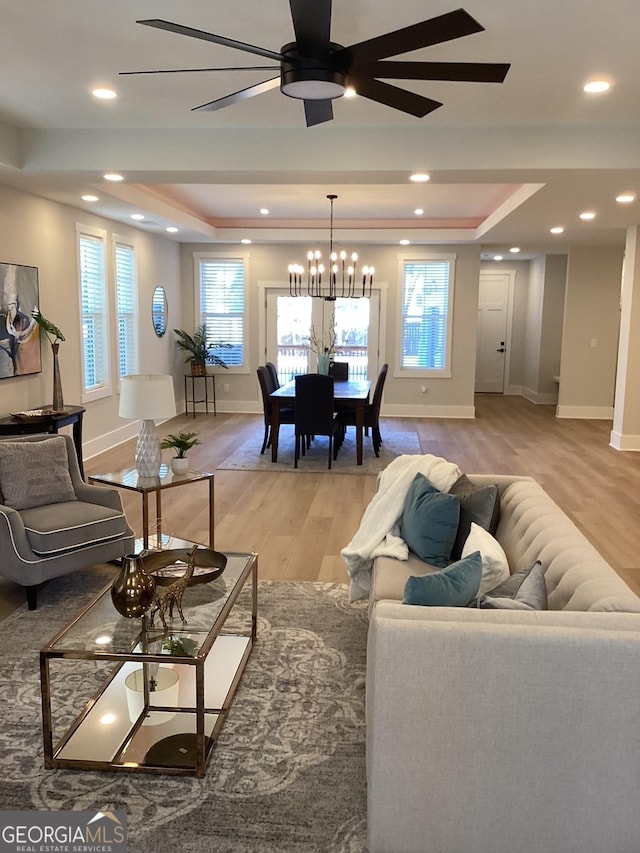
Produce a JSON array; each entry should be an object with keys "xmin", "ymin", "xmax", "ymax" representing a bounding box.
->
[
  {"xmin": 218, "ymin": 419, "xmax": 421, "ymax": 474},
  {"xmin": 0, "ymin": 574, "xmax": 369, "ymax": 853}
]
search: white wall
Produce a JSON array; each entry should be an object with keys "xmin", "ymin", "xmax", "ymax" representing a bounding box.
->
[
  {"xmin": 180, "ymin": 241, "xmax": 482, "ymax": 417},
  {"xmin": 0, "ymin": 183, "xmax": 182, "ymax": 456},
  {"xmin": 558, "ymin": 245, "xmax": 622, "ymax": 418}
]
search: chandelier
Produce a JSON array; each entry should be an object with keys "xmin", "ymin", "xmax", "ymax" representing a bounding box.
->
[{"xmin": 288, "ymin": 194, "xmax": 374, "ymax": 300}]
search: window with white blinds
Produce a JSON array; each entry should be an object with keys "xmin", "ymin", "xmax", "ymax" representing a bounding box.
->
[
  {"xmin": 197, "ymin": 257, "xmax": 245, "ymax": 367},
  {"xmin": 400, "ymin": 258, "xmax": 454, "ymax": 375},
  {"xmin": 114, "ymin": 239, "xmax": 139, "ymax": 379},
  {"xmin": 78, "ymin": 226, "xmax": 111, "ymax": 400}
]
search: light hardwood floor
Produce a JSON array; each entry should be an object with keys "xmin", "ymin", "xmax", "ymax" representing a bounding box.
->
[{"xmin": 2, "ymin": 394, "xmax": 639, "ymax": 617}]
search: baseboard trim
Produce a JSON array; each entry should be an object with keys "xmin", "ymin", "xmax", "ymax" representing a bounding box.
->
[
  {"xmin": 521, "ymin": 386, "xmax": 559, "ymax": 405},
  {"xmin": 609, "ymin": 430, "xmax": 640, "ymax": 451},
  {"xmin": 382, "ymin": 404, "xmax": 475, "ymax": 419},
  {"xmin": 556, "ymin": 405, "xmax": 614, "ymax": 419}
]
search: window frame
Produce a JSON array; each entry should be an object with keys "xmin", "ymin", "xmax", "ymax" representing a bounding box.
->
[
  {"xmin": 194, "ymin": 252, "xmax": 249, "ymax": 374},
  {"xmin": 77, "ymin": 223, "xmax": 112, "ymax": 402},
  {"xmin": 396, "ymin": 253, "xmax": 456, "ymax": 378},
  {"xmin": 113, "ymin": 234, "xmax": 140, "ymax": 385}
]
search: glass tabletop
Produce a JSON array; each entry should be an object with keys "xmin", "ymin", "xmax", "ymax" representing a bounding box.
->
[
  {"xmin": 88, "ymin": 465, "xmax": 214, "ymax": 493},
  {"xmin": 45, "ymin": 552, "xmax": 255, "ymax": 658}
]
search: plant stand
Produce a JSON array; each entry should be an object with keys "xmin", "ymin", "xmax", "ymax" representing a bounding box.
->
[{"xmin": 184, "ymin": 374, "xmax": 216, "ymax": 417}]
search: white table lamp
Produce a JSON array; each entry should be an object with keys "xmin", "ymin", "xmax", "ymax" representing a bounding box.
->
[{"xmin": 119, "ymin": 374, "xmax": 176, "ymax": 478}]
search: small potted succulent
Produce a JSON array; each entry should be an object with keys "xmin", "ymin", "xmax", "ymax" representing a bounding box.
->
[{"xmin": 160, "ymin": 431, "xmax": 201, "ymax": 474}]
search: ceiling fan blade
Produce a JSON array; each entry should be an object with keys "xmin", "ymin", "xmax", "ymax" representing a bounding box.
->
[
  {"xmin": 304, "ymin": 99, "xmax": 333, "ymax": 127},
  {"xmin": 289, "ymin": 0, "xmax": 332, "ymax": 55},
  {"xmin": 120, "ymin": 66, "xmax": 279, "ymax": 76},
  {"xmin": 350, "ymin": 77, "xmax": 442, "ymax": 118},
  {"xmin": 192, "ymin": 77, "xmax": 280, "ymax": 112},
  {"xmin": 137, "ymin": 19, "xmax": 285, "ymax": 62},
  {"xmin": 345, "ymin": 9, "xmax": 484, "ymax": 65},
  {"xmin": 358, "ymin": 60, "xmax": 510, "ymax": 84}
]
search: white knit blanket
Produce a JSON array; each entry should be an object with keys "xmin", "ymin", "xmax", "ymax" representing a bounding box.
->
[{"xmin": 341, "ymin": 454, "xmax": 462, "ymax": 601}]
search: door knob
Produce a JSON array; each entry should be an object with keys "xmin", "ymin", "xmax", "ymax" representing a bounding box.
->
[{"xmin": 497, "ymin": 347, "xmax": 505, "ymax": 353}]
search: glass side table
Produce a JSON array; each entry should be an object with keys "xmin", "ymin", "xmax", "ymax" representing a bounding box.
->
[{"xmin": 88, "ymin": 465, "xmax": 214, "ymax": 550}]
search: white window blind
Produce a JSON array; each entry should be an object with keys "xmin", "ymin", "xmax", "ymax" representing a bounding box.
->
[
  {"xmin": 401, "ymin": 260, "xmax": 452, "ymax": 372},
  {"xmin": 114, "ymin": 240, "xmax": 139, "ymax": 379},
  {"xmin": 79, "ymin": 231, "xmax": 110, "ymax": 396},
  {"xmin": 198, "ymin": 258, "xmax": 245, "ymax": 367}
]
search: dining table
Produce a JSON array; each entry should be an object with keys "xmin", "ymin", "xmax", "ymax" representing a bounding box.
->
[{"xmin": 270, "ymin": 378, "xmax": 372, "ymax": 465}]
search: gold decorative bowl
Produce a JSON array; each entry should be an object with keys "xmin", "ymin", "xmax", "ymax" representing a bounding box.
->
[{"xmin": 141, "ymin": 547, "xmax": 227, "ymax": 586}]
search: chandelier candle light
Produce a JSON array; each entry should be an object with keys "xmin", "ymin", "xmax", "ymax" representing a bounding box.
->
[{"xmin": 288, "ymin": 195, "xmax": 374, "ymax": 300}]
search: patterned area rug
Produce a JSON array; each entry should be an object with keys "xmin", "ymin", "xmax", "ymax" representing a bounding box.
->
[
  {"xmin": 0, "ymin": 575, "xmax": 369, "ymax": 853},
  {"xmin": 217, "ymin": 419, "xmax": 421, "ymax": 474}
]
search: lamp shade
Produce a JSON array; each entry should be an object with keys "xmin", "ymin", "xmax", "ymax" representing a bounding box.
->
[{"xmin": 119, "ymin": 374, "xmax": 176, "ymax": 421}]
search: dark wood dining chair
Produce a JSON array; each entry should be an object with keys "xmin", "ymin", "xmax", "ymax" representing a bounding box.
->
[
  {"xmin": 294, "ymin": 373, "xmax": 341, "ymax": 469},
  {"xmin": 257, "ymin": 366, "xmax": 294, "ymax": 454},
  {"xmin": 336, "ymin": 363, "xmax": 389, "ymax": 457},
  {"xmin": 265, "ymin": 361, "xmax": 280, "ymax": 389},
  {"xmin": 329, "ymin": 361, "xmax": 349, "ymax": 380}
]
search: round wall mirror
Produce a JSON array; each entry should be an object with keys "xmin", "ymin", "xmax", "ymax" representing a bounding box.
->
[{"xmin": 152, "ymin": 286, "xmax": 168, "ymax": 337}]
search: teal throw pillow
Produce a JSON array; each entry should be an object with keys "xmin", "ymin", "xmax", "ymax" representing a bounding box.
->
[
  {"xmin": 400, "ymin": 473, "xmax": 460, "ymax": 567},
  {"xmin": 403, "ymin": 551, "xmax": 482, "ymax": 607}
]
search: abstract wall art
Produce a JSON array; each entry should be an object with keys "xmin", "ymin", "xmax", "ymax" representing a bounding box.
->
[{"xmin": 0, "ymin": 262, "xmax": 42, "ymax": 379}]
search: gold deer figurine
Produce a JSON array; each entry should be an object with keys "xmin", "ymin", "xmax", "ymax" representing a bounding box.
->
[{"xmin": 149, "ymin": 545, "xmax": 198, "ymax": 630}]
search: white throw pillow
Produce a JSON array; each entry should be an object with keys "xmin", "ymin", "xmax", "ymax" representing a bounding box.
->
[{"xmin": 462, "ymin": 522, "xmax": 510, "ymax": 595}]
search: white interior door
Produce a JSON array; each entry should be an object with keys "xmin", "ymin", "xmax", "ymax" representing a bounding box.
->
[{"xmin": 475, "ymin": 271, "xmax": 514, "ymax": 393}]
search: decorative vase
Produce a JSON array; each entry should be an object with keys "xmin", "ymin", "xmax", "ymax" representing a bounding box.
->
[
  {"xmin": 111, "ymin": 554, "xmax": 156, "ymax": 618},
  {"xmin": 318, "ymin": 353, "xmax": 331, "ymax": 375},
  {"xmin": 170, "ymin": 456, "xmax": 189, "ymax": 475},
  {"xmin": 51, "ymin": 342, "xmax": 64, "ymax": 411}
]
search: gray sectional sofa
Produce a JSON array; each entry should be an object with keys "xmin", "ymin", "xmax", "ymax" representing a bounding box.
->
[{"xmin": 366, "ymin": 474, "xmax": 640, "ymax": 853}]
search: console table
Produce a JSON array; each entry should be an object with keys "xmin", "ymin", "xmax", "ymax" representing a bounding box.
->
[
  {"xmin": 88, "ymin": 466, "xmax": 215, "ymax": 551},
  {"xmin": 184, "ymin": 374, "xmax": 216, "ymax": 417},
  {"xmin": 0, "ymin": 404, "xmax": 86, "ymax": 478}
]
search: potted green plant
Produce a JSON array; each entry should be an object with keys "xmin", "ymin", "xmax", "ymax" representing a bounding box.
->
[
  {"xmin": 174, "ymin": 325, "xmax": 230, "ymax": 375},
  {"xmin": 160, "ymin": 431, "xmax": 201, "ymax": 474}
]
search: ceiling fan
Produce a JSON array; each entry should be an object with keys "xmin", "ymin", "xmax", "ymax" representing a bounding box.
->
[{"xmin": 122, "ymin": 2, "xmax": 510, "ymax": 127}]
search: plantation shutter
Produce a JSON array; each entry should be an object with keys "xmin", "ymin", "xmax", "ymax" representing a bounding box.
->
[
  {"xmin": 401, "ymin": 260, "xmax": 451, "ymax": 371},
  {"xmin": 115, "ymin": 241, "xmax": 139, "ymax": 378},
  {"xmin": 199, "ymin": 258, "xmax": 245, "ymax": 367},
  {"xmin": 79, "ymin": 232, "xmax": 109, "ymax": 392}
]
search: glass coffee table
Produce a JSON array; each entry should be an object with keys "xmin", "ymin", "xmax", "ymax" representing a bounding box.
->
[{"xmin": 40, "ymin": 550, "xmax": 257, "ymax": 777}]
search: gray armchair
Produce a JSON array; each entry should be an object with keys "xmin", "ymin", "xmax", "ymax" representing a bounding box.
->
[{"xmin": 0, "ymin": 433, "xmax": 134, "ymax": 609}]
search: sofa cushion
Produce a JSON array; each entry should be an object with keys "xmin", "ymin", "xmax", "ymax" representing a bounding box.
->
[
  {"xmin": 449, "ymin": 474, "xmax": 500, "ymax": 560},
  {"xmin": 0, "ymin": 436, "xmax": 76, "ymax": 510},
  {"xmin": 21, "ymin": 501, "xmax": 129, "ymax": 556},
  {"xmin": 476, "ymin": 560, "xmax": 548, "ymax": 610},
  {"xmin": 462, "ymin": 522, "xmax": 510, "ymax": 596},
  {"xmin": 400, "ymin": 473, "xmax": 460, "ymax": 568},
  {"xmin": 403, "ymin": 551, "xmax": 482, "ymax": 607}
]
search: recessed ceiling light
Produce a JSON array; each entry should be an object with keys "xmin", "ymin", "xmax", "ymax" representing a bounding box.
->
[
  {"xmin": 260, "ymin": 208, "xmax": 269, "ymax": 215},
  {"xmin": 616, "ymin": 193, "xmax": 636, "ymax": 204},
  {"xmin": 414, "ymin": 208, "xmax": 424, "ymax": 215},
  {"xmin": 241, "ymin": 238, "xmax": 252, "ymax": 244},
  {"xmin": 103, "ymin": 173, "xmax": 124, "ymax": 182},
  {"xmin": 409, "ymin": 172, "xmax": 430, "ymax": 183},
  {"xmin": 99, "ymin": 713, "xmax": 117, "ymax": 726},
  {"xmin": 81, "ymin": 194, "xmax": 99, "ymax": 202},
  {"xmin": 344, "ymin": 86, "xmax": 357, "ymax": 98},
  {"xmin": 493, "ymin": 255, "xmax": 503, "ymax": 261},
  {"xmin": 166, "ymin": 226, "xmax": 179, "ymax": 233},
  {"xmin": 130, "ymin": 213, "xmax": 144, "ymax": 221},
  {"xmin": 583, "ymin": 79, "xmax": 611, "ymax": 94},
  {"xmin": 92, "ymin": 87, "xmax": 117, "ymax": 100},
  {"xmin": 579, "ymin": 211, "xmax": 596, "ymax": 220},
  {"xmin": 550, "ymin": 226, "xmax": 564, "ymax": 234},
  {"xmin": 509, "ymin": 247, "xmax": 521, "ymax": 253},
  {"xmin": 399, "ymin": 239, "xmax": 410, "ymax": 245},
  {"xmin": 95, "ymin": 635, "xmax": 111, "ymax": 645}
]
